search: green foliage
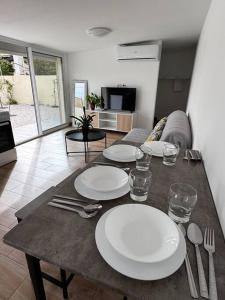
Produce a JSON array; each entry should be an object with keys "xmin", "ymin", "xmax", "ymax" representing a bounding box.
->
[
  {"xmin": 86, "ymin": 93, "xmax": 101, "ymax": 107},
  {"xmin": 70, "ymin": 106, "xmax": 95, "ymax": 129},
  {"xmin": 0, "ymin": 79, "xmax": 17, "ymax": 104},
  {"xmin": 33, "ymin": 59, "xmax": 56, "ymax": 75},
  {"xmin": 0, "ymin": 59, "xmax": 15, "ymax": 75}
]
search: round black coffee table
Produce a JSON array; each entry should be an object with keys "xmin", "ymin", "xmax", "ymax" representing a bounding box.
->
[{"xmin": 65, "ymin": 128, "xmax": 107, "ymax": 163}]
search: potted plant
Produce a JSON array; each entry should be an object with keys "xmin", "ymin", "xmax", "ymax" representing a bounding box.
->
[
  {"xmin": 70, "ymin": 106, "xmax": 95, "ymax": 139},
  {"xmin": 86, "ymin": 93, "xmax": 101, "ymax": 110}
]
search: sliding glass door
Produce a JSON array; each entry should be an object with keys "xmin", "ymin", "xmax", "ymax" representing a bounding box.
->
[
  {"xmin": 0, "ymin": 45, "xmax": 39, "ymax": 144},
  {"xmin": 33, "ymin": 53, "xmax": 66, "ymax": 132}
]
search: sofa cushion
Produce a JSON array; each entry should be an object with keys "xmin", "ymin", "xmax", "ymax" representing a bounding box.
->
[
  {"xmin": 160, "ymin": 110, "xmax": 192, "ymax": 149},
  {"xmin": 122, "ymin": 128, "xmax": 150, "ymax": 143}
]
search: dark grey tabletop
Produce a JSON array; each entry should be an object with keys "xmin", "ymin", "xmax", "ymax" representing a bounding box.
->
[{"xmin": 4, "ymin": 141, "xmax": 225, "ymax": 300}]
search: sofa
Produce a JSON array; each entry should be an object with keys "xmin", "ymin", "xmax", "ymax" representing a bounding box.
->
[{"xmin": 122, "ymin": 110, "xmax": 192, "ymax": 149}]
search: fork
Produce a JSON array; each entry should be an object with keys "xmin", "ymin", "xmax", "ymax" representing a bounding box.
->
[{"xmin": 204, "ymin": 228, "xmax": 218, "ymax": 300}]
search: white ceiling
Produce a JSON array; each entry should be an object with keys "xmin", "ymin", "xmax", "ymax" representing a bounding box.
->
[{"xmin": 0, "ymin": 0, "xmax": 211, "ymax": 53}]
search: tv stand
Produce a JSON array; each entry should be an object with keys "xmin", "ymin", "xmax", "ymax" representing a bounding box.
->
[{"xmin": 86, "ymin": 110, "xmax": 137, "ymax": 133}]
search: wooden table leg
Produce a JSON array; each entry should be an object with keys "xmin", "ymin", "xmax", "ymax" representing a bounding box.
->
[{"xmin": 25, "ymin": 254, "xmax": 46, "ymax": 300}]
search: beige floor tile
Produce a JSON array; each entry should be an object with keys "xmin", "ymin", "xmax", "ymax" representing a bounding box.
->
[
  {"xmin": 0, "ymin": 255, "xmax": 27, "ymax": 300},
  {"xmin": 0, "ymin": 129, "xmax": 125, "ymax": 300}
]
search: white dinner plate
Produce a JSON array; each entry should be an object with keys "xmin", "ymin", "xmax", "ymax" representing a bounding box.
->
[
  {"xmin": 79, "ymin": 166, "xmax": 128, "ymax": 192},
  {"xmin": 74, "ymin": 174, "xmax": 130, "ymax": 201},
  {"xmin": 95, "ymin": 207, "xmax": 186, "ymax": 280},
  {"xmin": 141, "ymin": 141, "xmax": 172, "ymax": 157},
  {"xmin": 105, "ymin": 204, "xmax": 179, "ymax": 263},
  {"xmin": 103, "ymin": 144, "xmax": 137, "ymax": 162}
]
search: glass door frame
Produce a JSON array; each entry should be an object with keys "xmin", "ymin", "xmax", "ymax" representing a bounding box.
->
[{"xmin": 27, "ymin": 47, "xmax": 67, "ymax": 136}]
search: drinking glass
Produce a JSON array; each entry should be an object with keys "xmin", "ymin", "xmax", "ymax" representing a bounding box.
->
[
  {"xmin": 135, "ymin": 147, "xmax": 152, "ymax": 170},
  {"xmin": 163, "ymin": 143, "xmax": 179, "ymax": 166},
  {"xmin": 168, "ymin": 183, "xmax": 197, "ymax": 223},
  {"xmin": 129, "ymin": 168, "xmax": 152, "ymax": 202}
]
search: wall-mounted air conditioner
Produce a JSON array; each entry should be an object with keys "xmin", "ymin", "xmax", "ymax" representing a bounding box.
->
[{"xmin": 115, "ymin": 42, "xmax": 161, "ymax": 61}]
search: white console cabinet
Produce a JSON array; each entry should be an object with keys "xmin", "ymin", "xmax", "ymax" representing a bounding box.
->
[{"xmin": 86, "ymin": 110, "xmax": 136, "ymax": 133}]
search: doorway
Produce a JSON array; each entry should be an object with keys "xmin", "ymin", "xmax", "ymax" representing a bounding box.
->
[
  {"xmin": 154, "ymin": 46, "xmax": 196, "ymax": 124},
  {"xmin": 33, "ymin": 53, "xmax": 66, "ymax": 132}
]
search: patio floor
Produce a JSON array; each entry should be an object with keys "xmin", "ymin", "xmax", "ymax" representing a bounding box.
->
[{"xmin": 7, "ymin": 104, "xmax": 61, "ymax": 144}]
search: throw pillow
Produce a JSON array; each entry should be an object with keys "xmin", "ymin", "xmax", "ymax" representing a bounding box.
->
[
  {"xmin": 146, "ymin": 130, "xmax": 163, "ymax": 142},
  {"xmin": 153, "ymin": 117, "xmax": 167, "ymax": 132},
  {"xmin": 145, "ymin": 117, "xmax": 167, "ymax": 142}
]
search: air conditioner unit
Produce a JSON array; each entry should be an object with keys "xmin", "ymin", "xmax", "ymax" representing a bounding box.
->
[{"xmin": 116, "ymin": 43, "xmax": 161, "ymax": 61}]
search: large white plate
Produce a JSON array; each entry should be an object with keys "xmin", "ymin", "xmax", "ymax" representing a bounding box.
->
[
  {"xmin": 95, "ymin": 207, "xmax": 186, "ymax": 280},
  {"xmin": 103, "ymin": 144, "xmax": 137, "ymax": 162},
  {"xmin": 141, "ymin": 141, "xmax": 172, "ymax": 157},
  {"xmin": 74, "ymin": 174, "xmax": 130, "ymax": 201},
  {"xmin": 105, "ymin": 204, "xmax": 179, "ymax": 263},
  {"xmin": 79, "ymin": 166, "xmax": 128, "ymax": 192}
]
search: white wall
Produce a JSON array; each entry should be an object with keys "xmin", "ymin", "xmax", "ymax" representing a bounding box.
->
[
  {"xmin": 187, "ymin": 0, "xmax": 225, "ymax": 235},
  {"xmin": 68, "ymin": 47, "xmax": 160, "ymax": 129}
]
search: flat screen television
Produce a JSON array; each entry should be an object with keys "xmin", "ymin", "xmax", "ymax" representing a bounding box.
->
[{"xmin": 101, "ymin": 87, "xmax": 136, "ymax": 112}]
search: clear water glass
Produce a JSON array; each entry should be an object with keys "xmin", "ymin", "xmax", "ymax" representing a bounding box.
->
[
  {"xmin": 168, "ymin": 183, "xmax": 197, "ymax": 223},
  {"xmin": 163, "ymin": 143, "xmax": 179, "ymax": 166},
  {"xmin": 129, "ymin": 168, "xmax": 152, "ymax": 202},
  {"xmin": 135, "ymin": 147, "xmax": 152, "ymax": 170}
]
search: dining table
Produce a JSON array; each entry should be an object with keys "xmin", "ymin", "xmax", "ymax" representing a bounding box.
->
[{"xmin": 3, "ymin": 140, "xmax": 225, "ymax": 300}]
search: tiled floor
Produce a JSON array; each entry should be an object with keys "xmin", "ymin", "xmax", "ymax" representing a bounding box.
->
[
  {"xmin": 7, "ymin": 104, "xmax": 62, "ymax": 144},
  {"xmin": 0, "ymin": 128, "xmax": 125, "ymax": 300}
]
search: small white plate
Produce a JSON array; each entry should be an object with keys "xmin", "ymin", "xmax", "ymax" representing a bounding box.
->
[
  {"xmin": 74, "ymin": 174, "xmax": 130, "ymax": 201},
  {"xmin": 95, "ymin": 207, "xmax": 186, "ymax": 280},
  {"xmin": 103, "ymin": 144, "xmax": 137, "ymax": 162},
  {"xmin": 105, "ymin": 204, "xmax": 179, "ymax": 263},
  {"xmin": 79, "ymin": 166, "xmax": 128, "ymax": 192},
  {"xmin": 141, "ymin": 141, "xmax": 172, "ymax": 157}
]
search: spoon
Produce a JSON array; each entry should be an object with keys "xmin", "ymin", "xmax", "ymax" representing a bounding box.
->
[
  {"xmin": 52, "ymin": 198, "xmax": 102, "ymax": 213},
  {"xmin": 48, "ymin": 202, "xmax": 99, "ymax": 219},
  {"xmin": 179, "ymin": 224, "xmax": 198, "ymax": 298},
  {"xmin": 187, "ymin": 223, "xmax": 209, "ymax": 298}
]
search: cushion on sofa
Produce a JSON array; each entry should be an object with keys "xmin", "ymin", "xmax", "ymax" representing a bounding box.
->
[
  {"xmin": 122, "ymin": 128, "xmax": 150, "ymax": 143},
  {"xmin": 145, "ymin": 117, "xmax": 167, "ymax": 142},
  {"xmin": 160, "ymin": 110, "xmax": 192, "ymax": 149}
]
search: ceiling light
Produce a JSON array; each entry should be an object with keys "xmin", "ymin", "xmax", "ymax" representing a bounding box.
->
[{"xmin": 86, "ymin": 27, "xmax": 111, "ymax": 37}]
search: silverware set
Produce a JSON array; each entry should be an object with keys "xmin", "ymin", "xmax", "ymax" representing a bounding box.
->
[
  {"xmin": 184, "ymin": 150, "xmax": 202, "ymax": 161},
  {"xmin": 181, "ymin": 223, "xmax": 217, "ymax": 299},
  {"xmin": 48, "ymin": 194, "xmax": 102, "ymax": 219}
]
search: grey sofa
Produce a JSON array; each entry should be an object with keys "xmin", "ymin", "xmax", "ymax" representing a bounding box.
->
[{"xmin": 122, "ymin": 110, "xmax": 192, "ymax": 149}]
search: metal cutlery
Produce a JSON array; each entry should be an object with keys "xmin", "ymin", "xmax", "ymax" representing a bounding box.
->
[
  {"xmin": 184, "ymin": 149, "xmax": 189, "ymax": 160},
  {"xmin": 48, "ymin": 202, "xmax": 99, "ymax": 218},
  {"xmin": 204, "ymin": 228, "xmax": 218, "ymax": 300},
  {"xmin": 179, "ymin": 224, "xmax": 199, "ymax": 298},
  {"xmin": 188, "ymin": 223, "xmax": 209, "ymax": 298},
  {"xmin": 52, "ymin": 198, "xmax": 102, "ymax": 213},
  {"xmin": 54, "ymin": 194, "xmax": 99, "ymax": 204}
]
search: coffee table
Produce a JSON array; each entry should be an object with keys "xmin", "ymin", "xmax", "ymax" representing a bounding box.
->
[{"xmin": 65, "ymin": 128, "xmax": 106, "ymax": 163}]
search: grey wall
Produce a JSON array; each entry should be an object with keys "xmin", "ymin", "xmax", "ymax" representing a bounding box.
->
[{"xmin": 154, "ymin": 47, "xmax": 196, "ymax": 121}]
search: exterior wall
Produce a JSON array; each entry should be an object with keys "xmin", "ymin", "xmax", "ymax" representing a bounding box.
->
[{"xmin": 0, "ymin": 75, "xmax": 58, "ymax": 106}]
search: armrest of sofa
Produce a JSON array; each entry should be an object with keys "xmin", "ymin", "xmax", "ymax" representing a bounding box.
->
[
  {"xmin": 122, "ymin": 128, "xmax": 150, "ymax": 143},
  {"xmin": 160, "ymin": 110, "xmax": 192, "ymax": 149}
]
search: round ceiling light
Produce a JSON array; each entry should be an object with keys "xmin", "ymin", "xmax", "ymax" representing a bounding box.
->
[{"xmin": 86, "ymin": 27, "xmax": 112, "ymax": 37}]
